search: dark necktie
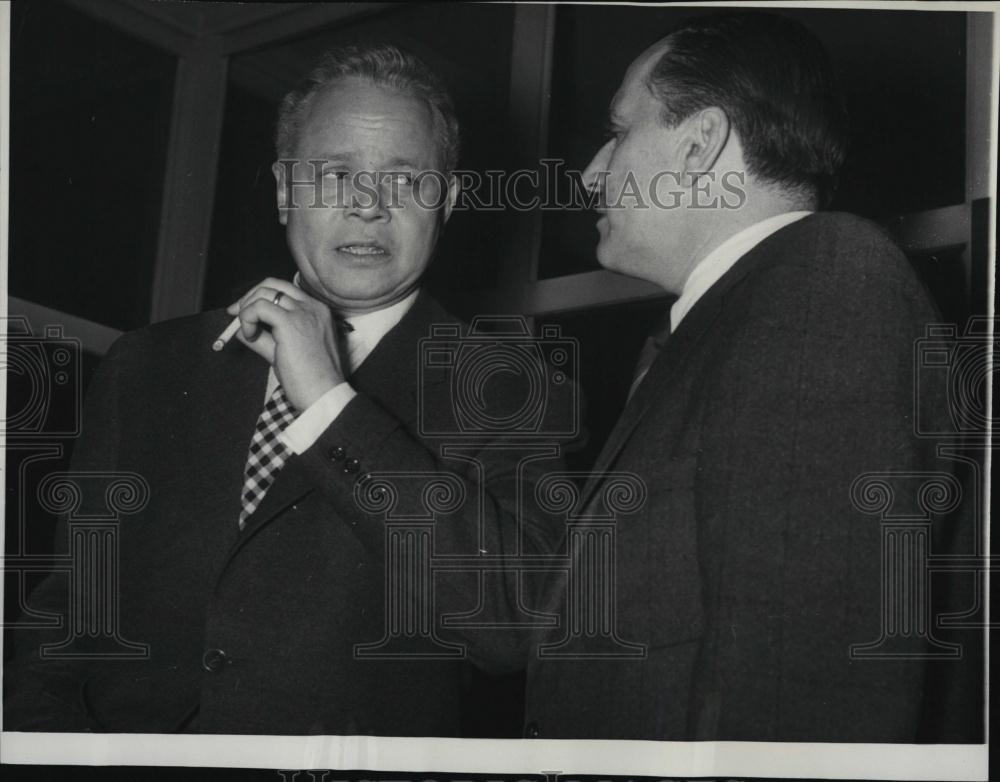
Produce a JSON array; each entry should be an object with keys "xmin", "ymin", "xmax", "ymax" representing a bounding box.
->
[
  {"xmin": 238, "ymin": 384, "xmax": 297, "ymax": 529},
  {"xmin": 627, "ymin": 311, "xmax": 672, "ymax": 402},
  {"xmin": 334, "ymin": 315, "xmax": 355, "ymax": 373}
]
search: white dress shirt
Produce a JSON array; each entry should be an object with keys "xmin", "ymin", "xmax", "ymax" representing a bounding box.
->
[
  {"xmin": 670, "ymin": 211, "xmax": 812, "ymax": 332},
  {"xmin": 264, "ymin": 287, "xmax": 420, "ymax": 455}
]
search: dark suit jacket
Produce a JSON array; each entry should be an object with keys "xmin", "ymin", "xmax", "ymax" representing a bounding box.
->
[
  {"xmin": 523, "ymin": 212, "xmax": 955, "ymax": 741},
  {"xmin": 4, "ymin": 292, "xmax": 572, "ymax": 735}
]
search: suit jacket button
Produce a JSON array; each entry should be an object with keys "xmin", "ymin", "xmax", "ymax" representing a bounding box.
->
[
  {"xmin": 524, "ymin": 720, "xmax": 540, "ymax": 738},
  {"xmin": 201, "ymin": 648, "xmax": 228, "ymax": 673},
  {"xmin": 343, "ymin": 457, "xmax": 361, "ymax": 474},
  {"xmin": 329, "ymin": 446, "xmax": 346, "ymax": 461}
]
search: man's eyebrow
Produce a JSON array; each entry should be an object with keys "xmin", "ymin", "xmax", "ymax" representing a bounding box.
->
[
  {"xmin": 307, "ymin": 154, "xmax": 424, "ymax": 170},
  {"xmin": 307, "ymin": 154, "xmax": 351, "ymax": 166},
  {"xmin": 383, "ymin": 157, "xmax": 423, "ymax": 169}
]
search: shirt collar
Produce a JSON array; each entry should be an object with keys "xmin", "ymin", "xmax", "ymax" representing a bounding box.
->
[
  {"xmin": 670, "ymin": 211, "xmax": 812, "ymax": 332},
  {"xmin": 339, "ymin": 287, "xmax": 420, "ymax": 360}
]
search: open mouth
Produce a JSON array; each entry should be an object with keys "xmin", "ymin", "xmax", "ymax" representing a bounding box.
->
[{"xmin": 337, "ymin": 243, "xmax": 388, "ymax": 257}]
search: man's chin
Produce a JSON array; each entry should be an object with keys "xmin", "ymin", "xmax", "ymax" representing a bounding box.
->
[
  {"xmin": 594, "ymin": 242, "xmax": 620, "ymax": 272},
  {"xmin": 320, "ymin": 283, "xmax": 418, "ymax": 314}
]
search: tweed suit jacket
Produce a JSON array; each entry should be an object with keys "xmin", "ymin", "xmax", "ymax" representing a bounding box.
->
[
  {"xmin": 523, "ymin": 212, "xmax": 953, "ymax": 741},
  {"xmin": 5, "ymin": 292, "xmax": 573, "ymax": 735}
]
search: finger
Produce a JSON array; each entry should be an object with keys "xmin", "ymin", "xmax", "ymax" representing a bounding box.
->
[
  {"xmin": 227, "ymin": 278, "xmax": 306, "ymax": 314},
  {"xmin": 237, "ymin": 299, "xmax": 289, "ymax": 342},
  {"xmin": 242, "ymin": 287, "xmax": 299, "ymax": 313},
  {"xmin": 241, "ymin": 278, "xmax": 307, "ymax": 309},
  {"xmin": 229, "ymin": 288, "xmax": 304, "ymax": 322},
  {"xmin": 258, "ymin": 277, "xmax": 308, "ymax": 302},
  {"xmin": 235, "ymin": 326, "xmax": 276, "ymax": 364}
]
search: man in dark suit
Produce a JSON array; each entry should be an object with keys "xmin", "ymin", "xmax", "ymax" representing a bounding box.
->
[
  {"xmin": 522, "ymin": 12, "xmax": 955, "ymax": 741},
  {"xmin": 5, "ymin": 43, "xmax": 571, "ymax": 735}
]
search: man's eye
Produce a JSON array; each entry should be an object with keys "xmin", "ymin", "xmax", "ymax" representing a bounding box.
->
[{"xmin": 386, "ymin": 172, "xmax": 415, "ymax": 186}]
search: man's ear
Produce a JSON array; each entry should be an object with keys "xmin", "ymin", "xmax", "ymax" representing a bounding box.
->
[
  {"xmin": 679, "ymin": 106, "xmax": 730, "ymax": 181},
  {"xmin": 272, "ymin": 161, "xmax": 289, "ymax": 225},
  {"xmin": 441, "ymin": 173, "xmax": 459, "ymax": 225}
]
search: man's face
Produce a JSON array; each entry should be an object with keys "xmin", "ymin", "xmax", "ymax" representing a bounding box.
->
[
  {"xmin": 582, "ymin": 42, "xmax": 695, "ymax": 294},
  {"xmin": 275, "ymin": 77, "xmax": 455, "ymax": 313}
]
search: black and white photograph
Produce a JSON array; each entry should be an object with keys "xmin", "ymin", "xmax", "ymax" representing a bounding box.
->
[{"xmin": 0, "ymin": 1, "xmax": 994, "ymax": 781}]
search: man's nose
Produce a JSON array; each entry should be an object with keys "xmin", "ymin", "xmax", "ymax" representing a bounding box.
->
[
  {"xmin": 347, "ymin": 172, "xmax": 390, "ymax": 221},
  {"xmin": 581, "ymin": 140, "xmax": 613, "ymax": 195}
]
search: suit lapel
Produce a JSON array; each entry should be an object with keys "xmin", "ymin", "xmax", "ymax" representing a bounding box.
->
[
  {"xmin": 226, "ymin": 291, "xmax": 451, "ymax": 549},
  {"xmin": 350, "ymin": 290, "xmax": 452, "ymax": 424},
  {"xmin": 577, "ymin": 232, "xmax": 789, "ymax": 513},
  {"xmin": 577, "ymin": 294, "xmax": 722, "ymax": 511},
  {"xmin": 181, "ymin": 323, "xmax": 270, "ymax": 568}
]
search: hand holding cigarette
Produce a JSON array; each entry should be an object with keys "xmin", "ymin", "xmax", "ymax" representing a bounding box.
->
[{"xmin": 214, "ymin": 277, "xmax": 346, "ymax": 411}]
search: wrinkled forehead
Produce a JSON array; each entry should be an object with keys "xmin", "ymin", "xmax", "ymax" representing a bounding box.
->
[
  {"xmin": 298, "ymin": 76, "xmax": 441, "ymax": 163},
  {"xmin": 610, "ymin": 38, "xmax": 672, "ymax": 117},
  {"xmin": 307, "ymin": 78, "xmax": 433, "ymax": 131}
]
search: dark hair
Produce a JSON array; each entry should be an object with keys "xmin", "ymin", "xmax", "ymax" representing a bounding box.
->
[
  {"xmin": 275, "ymin": 42, "xmax": 461, "ymax": 172},
  {"xmin": 647, "ymin": 12, "xmax": 849, "ymax": 205}
]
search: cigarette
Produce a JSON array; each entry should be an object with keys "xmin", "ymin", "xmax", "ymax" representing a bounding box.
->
[{"xmin": 212, "ymin": 317, "xmax": 241, "ymax": 352}]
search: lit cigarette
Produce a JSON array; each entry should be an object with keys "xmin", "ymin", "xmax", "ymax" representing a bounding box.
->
[{"xmin": 212, "ymin": 317, "xmax": 241, "ymax": 352}]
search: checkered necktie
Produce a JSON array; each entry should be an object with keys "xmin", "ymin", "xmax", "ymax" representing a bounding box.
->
[{"xmin": 238, "ymin": 385, "xmax": 297, "ymax": 530}]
